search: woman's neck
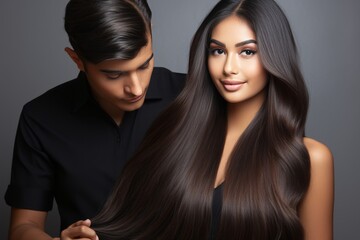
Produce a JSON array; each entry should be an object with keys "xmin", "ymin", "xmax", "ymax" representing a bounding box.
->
[{"xmin": 226, "ymin": 90, "xmax": 266, "ymax": 136}]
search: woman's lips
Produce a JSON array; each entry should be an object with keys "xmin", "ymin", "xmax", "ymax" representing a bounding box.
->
[{"xmin": 220, "ymin": 80, "xmax": 246, "ymax": 92}]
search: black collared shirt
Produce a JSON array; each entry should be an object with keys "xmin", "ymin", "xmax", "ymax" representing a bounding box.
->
[{"xmin": 5, "ymin": 67, "xmax": 185, "ymax": 230}]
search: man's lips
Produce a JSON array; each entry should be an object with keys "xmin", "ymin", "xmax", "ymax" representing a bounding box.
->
[{"xmin": 126, "ymin": 92, "xmax": 145, "ymax": 103}]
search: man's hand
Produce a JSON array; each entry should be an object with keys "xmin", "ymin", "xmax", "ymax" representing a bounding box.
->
[{"xmin": 59, "ymin": 219, "xmax": 98, "ymax": 240}]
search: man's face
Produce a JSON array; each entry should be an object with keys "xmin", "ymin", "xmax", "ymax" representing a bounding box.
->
[{"xmin": 82, "ymin": 36, "xmax": 154, "ymax": 121}]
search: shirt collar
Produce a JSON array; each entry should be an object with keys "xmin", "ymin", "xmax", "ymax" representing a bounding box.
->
[{"xmin": 144, "ymin": 69, "xmax": 162, "ymax": 100}]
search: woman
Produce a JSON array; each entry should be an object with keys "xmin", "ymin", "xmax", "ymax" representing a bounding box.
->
[{"xmin": 62, "ymin": 0, "xmax": 333, "ymax": 239}]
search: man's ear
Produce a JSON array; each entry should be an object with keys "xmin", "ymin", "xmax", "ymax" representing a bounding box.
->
[{"xmin": 65, "ymin": 47, "xmax": 85, "ymax": 71}]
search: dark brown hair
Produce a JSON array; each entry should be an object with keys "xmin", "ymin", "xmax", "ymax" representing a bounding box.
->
[
  {"xmin": 64, "ymin": 0, "xmax": 152, "ymax": 63},
  {"xmin": 92, "ymin": 0, "xmax": 310, "ymax": 239}
]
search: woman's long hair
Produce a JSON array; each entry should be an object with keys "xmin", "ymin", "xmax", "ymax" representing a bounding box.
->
[{"xmin": 92, "ymin": 0, "xmax": 310, "ymax": 239}]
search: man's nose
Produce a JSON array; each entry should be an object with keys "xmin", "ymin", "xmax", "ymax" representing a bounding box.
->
[{"xmin": 124, "ymin": 72, "xmax": 143, "ymax": 96}]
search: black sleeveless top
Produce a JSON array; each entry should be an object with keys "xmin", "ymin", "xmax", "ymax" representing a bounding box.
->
[{"xmin": 210, "ymin": 183, "xmax": 224, "ymax": 239}]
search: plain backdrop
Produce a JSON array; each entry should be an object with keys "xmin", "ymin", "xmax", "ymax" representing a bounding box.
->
[{"xmin": 1, "ymin": 0, "xmax": 359, "ymax": 239}]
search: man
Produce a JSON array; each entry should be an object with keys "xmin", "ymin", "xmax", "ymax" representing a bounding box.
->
[{"xmin": 5, "ymin": 0, "xmax": 184, "ymax": 239}]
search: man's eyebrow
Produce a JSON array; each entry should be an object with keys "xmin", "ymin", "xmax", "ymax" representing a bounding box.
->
[
  {"xmin": 209, "ymin": 39, "xmax": 257, "ymax": 48},
  {"xmin": 138, "ymin": 53, "xmax": 154, "ymax": 69},
  {"xmin": 100, "ymin": 69, "xmax": 124, "ymax": 74},
  {"xmin": 100, "ymin": 53, "xmax": 154, "ymax": 74}
]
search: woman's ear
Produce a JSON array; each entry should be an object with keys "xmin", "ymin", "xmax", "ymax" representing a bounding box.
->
[{"xmin": 65, "ymin": 47, "xmax": 85, "ymax": 71}]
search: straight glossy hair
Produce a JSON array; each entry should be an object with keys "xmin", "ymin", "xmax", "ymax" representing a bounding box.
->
[
  {"xmin": 92, "ymin": 0, "xmax": 310, "ymax": 239},
  {"xmin": 64, "ymin": 0, "xmax": 152, "ymax": 63}
]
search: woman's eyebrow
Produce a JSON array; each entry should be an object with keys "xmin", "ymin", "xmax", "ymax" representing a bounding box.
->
[{"xmin": 209, "ymin": 38, "xmax": 257, "ymax": 47}]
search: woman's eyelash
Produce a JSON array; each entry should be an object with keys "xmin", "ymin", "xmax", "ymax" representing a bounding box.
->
[
  {"xmin": 240, "ymin": 49, "xmax": 257, "ymax": 56},
  {"xmin": 209, "ymin": 48, "xmax": 225, "ymax": 55},
  {"xmin": 209, "ymin": 48, "xmax": 257, "ymax": 56}
]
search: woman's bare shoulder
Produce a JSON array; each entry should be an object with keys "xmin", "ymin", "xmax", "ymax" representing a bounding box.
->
[
  {"xmin": 299, "ymin": 137, "xmax": 334, "ymax": 239},
  {"xmin": 303, "ymin": 137, "xmax": 333, "ymax": 166}
]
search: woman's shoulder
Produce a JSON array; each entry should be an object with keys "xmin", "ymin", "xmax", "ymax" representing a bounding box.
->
[
  {"xmin": 299, "ymin": 138, "xmax": 334, "ymax": 239},
  {"xmin": 303, "ymin": 137, "xmax": 333, "ymax": 170}
]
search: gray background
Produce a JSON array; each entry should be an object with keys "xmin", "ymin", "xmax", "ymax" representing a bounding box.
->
[{"xmin": 1, "ymin": 0, "xmax": 359, "ymax": 239}]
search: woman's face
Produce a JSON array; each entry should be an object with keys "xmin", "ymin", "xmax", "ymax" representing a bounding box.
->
[{"xmin": 208, "ymin": 15, "xmax": 267, "ymax": 106}]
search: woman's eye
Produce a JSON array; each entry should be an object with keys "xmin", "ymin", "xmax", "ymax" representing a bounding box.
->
[
  {"xmin": 240, "ymin": 49, "xmax": 256, "ymax": 56},
  {"xmin": 210, "ymin": 48, "xmax": 225, "ymax": 56}
]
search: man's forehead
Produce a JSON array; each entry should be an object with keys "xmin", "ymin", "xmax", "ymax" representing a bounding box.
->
[
  {"xmin": 98, "ymin": 53, "xmax": 154, "ymax": 73},
  {"xmin": 95, "ymin": 48, "xmax": 153, "ymax": 72}
]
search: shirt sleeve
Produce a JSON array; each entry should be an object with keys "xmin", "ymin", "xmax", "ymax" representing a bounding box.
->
[{"xmin": 4, "ymin": 106, "xmax": 54, "ymax": 211}]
